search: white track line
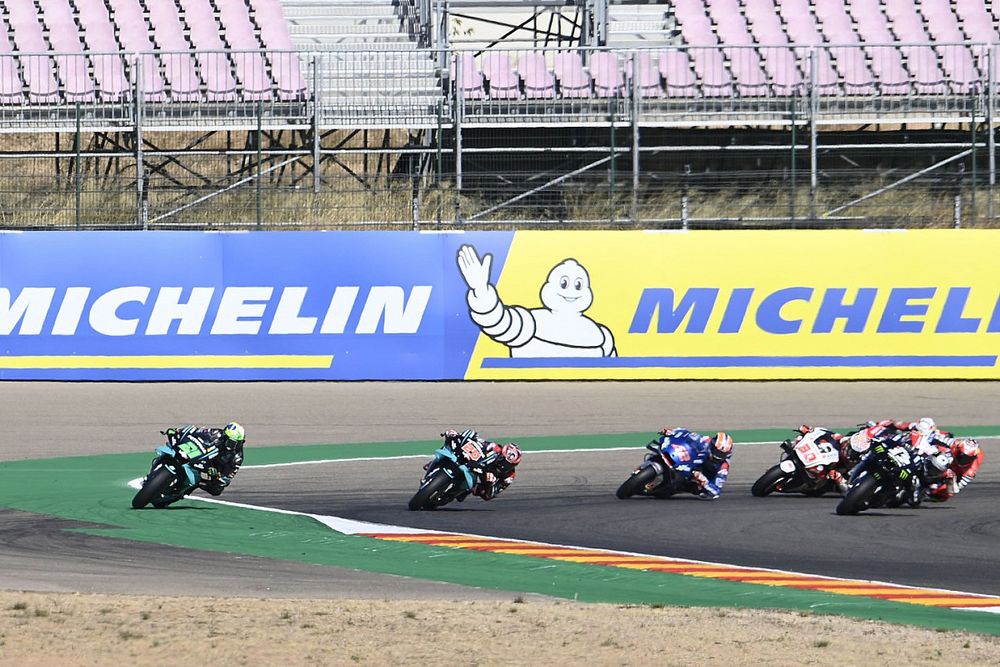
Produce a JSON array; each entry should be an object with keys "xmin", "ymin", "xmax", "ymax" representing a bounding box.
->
[{"xmin": 240, "ymin": 435, "xmax": 1000, "ymax": 470}]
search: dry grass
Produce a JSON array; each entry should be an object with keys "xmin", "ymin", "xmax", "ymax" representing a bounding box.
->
[{"xmin": 0, "ymin": 590, "xmax": 998, "ymax": 666}]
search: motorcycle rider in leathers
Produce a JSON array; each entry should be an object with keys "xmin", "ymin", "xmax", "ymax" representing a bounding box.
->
[
  {"xmin": 440, "ymin": 429, "xmax": 521, "ymax": 501},
  {"xmin": 161, "ymin": 422, "xmax": 246, "ymax": 496},
  {"xmin": 657, "ymin": 427, "xmax": 733, "ymax": 500},
  {"xmin": 926, "ymin": 437, "xmax": 985, "ymax": 502}
]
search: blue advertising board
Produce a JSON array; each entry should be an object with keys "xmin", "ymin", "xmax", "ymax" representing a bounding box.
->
[{"xmin": 0, "ymin": 231, "xmax": 513, "ymax": 380}]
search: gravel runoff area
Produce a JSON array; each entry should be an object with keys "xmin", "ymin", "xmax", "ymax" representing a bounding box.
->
[{"xmin": 1, "ymin": 381, "xmax": 999, "ymax": 665}]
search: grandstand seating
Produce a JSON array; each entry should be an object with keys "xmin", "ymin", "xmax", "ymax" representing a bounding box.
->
[
  {"xmin": 448, "ymin": 0, "xmax": 998, "ymax": 102},
  {"xmin": 0, "ymin": 0, "xmax": 305, "ymax": 104},
  {"xmin": 0, "ymin": 0, "xmax": 996, "ymax": 110}
]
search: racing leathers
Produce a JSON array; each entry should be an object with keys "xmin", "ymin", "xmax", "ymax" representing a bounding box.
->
[
  {"xmin": 163, "ymin": 425, "xmax": 244, "ymax": 496},
  {"xmin": 657, "ymin": 428, "xmax": 731, "ymax": 500},
  {"xmin": 927, "ymin": 439, "xmax": 985, "ymax": 502},
  {"xmin": 441, "ymin": 429, "xmax": 518, "ymax": 501}
]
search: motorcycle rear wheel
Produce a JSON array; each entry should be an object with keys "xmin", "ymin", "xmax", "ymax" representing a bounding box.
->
[
  {"xmin": 751, "ymin": 465, "xmax": 792, "ymax": 497},
  {"xmin": 131, "ymin": 468, "xmax": 174, "ymax": 509},
  {"xmin": 616, "ymin": 466, "xmax": 658, "ymax": 499},
  {"xmin": 408, "ymin": 471, "xmax": 453, "ymax": 510},
  {"xmin": 836, "ymin": 475, "xmax": 878, "ymax": 515}
]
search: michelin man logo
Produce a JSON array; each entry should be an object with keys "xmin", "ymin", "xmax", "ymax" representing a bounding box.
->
[{"xmin": 457, "ymin": 244, "xmax": 617, "ymax": 358}]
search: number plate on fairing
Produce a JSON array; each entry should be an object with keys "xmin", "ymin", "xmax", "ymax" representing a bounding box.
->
[{"xmin": 794, "ymin": 432, "xmax": 840, "ymax": 468}]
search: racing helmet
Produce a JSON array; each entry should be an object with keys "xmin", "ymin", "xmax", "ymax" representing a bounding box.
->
[
  {"xmin": 914, "ymin": 417, "xmax": 937, "ymax": 436},
  {"xmin": 710, "ymin": 432, "xmax": 733, "ymax": 461},
  {"xmin": 223, "ymin": 421, "xmax": 246, "ymax": 445},
  {"xmin": 952, "ymin": 438, "xmax": 980, "ymax": 466},
  {"xmin": 501, "ymin": 442, "xmax": 522, "ymax": 466}
]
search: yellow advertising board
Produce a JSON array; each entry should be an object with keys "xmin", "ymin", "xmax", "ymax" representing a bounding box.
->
[{"xmin": 461, "ymin": 230, "xmax": 1000, "ymax": 380}]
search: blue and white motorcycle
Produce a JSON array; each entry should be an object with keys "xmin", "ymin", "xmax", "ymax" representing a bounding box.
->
[
  {"xmin": 408, "ymin": 433, "xmax": 488, "ymax": 510},
  {"xmin": 616, "ymin": 433, "xmax": 707, "ymax": 499},
  {"xmin": 131, "ymin": 429, "xmax": 221, "ymax": 509}
]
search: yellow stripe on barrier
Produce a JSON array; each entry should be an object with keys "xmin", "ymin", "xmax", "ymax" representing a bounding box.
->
[{"xmin": 0, "ymin": 355, "xmax": 334, "ymax": 369}]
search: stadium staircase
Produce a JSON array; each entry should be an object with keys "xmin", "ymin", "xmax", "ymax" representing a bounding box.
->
[{"xmin": 280, "ymin": 0, "xmax": 442, "ymax": 123}]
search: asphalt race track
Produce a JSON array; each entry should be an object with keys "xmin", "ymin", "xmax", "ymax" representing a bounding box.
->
[{"xmin": 1, "ymin": 381, "xmax": 999, "ymax": 599}]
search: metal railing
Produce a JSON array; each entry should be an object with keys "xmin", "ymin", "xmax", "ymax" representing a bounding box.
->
[{"xmin": 0, "ymin": 42, "xmax": 996, "ymax": 229}]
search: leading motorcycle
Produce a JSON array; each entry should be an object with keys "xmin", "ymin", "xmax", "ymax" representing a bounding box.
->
[
  {"xmin": 751, "ymin": 427, "xmax": 844, "ymax": 497},
  {"xmin": 131, "ymin": 431, "xmax": 222, "ymax": 509}
]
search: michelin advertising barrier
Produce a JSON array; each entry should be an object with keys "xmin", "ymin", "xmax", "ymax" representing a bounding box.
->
[{"xmin": 0, "ymin": 229, "xmax": 998, "ymax": 380}]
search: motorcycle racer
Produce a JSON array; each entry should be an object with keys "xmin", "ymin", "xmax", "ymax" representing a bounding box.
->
[
  {"xmin": 927, "ymin": 438, "xmax": 985, "ymax": 502},
  {"xmin": 792, "ymin": 425, "xmax": 850, "ymax": 494},
  {"xmin": 441, "ymin": 429, "xmax": 521, "ymax": 501},
  {"xmin": 162, "ymin": 422, "xmax": 246, "ymax": 496},
  {"xmin": 657, "ymin": 427, "xmax": 733, "ymax": 500}
]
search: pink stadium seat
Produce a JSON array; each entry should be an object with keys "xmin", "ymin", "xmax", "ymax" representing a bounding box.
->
[
  {"xmin": 146, "ymin": 0, "xmax": 201, "ymax": 101},
  {"xmin": 482, "ymin": 52, "xmax": 520, "ymax": 99},
  {"xmin": 248, "ymin": 0, "xmax": 307, "ymax": 99},
  {"xmin": 452, "ymin": 53, "xmax": 485, "ymax": 99},
  {"xmin": 590, "ymin": 51, "xmax": 624, "ymax": 97},
  {"xmin": 74, "ymin": 0, "xmax": 129, "ymax": 100},
  {"xmin": 518, "ymin": 53, "xmax": 556, "ymax": 99},
  {"xmin": 939, "ymin": 46, "xmax": 981, "ymax": 94},
  {"xmin": 671, "ymin": 0, "xmax": 718, "ymax": 45},
  {"xmin": 658, "ymin": 50, "xmax": 699, "ymax": 97},
  {"xmin": 850, "ymin": 2, "xmax": 896, "ymax": 44},
  {"xmin": 868, "ymin": 47, "xmax": 911, "ymax": 95},
  {"xmin": 760, "ymin": 46, "xmax": 802, "ymax": 95},
  {"xmin": 216, "ymin": 0, "xmax": 272, "ymax": 99},
  {"xmin": 7, "ymin": 3, "xmax": 59, "ymax": 102},
  {"xmin": 814, "ymin": 3, "xmax": 859, "ymax": 44},
  {"xmin": 903, "ymin": 45, "xmax": 948, "ymax": 94},
  {"xmin": 689, "ymin": 48, "xmax": 733, "ymax": 97},
  {"xmin": 108, "ymin": 0, "xmax": 165, "ymax": 100},
  {"xmin": 630, "ymin": 52, "xmax": 663, "ymax": 98},
  {"xmin": 38, "ymin": 0, "xmax": 96, "ymax": 101},
  {"xmin": 0, "ymin": 17, "xmax": 24, "ymax": 104},
  {"xmin": 554, "ymin": 52, "xmax": 591, "ymax": 98},
  {"xmin": 178, "ymin": 0, "xmax": 238, "ymax": 100},
  {"xmin": 724, "ymin": 47, "xmax": 769, "ymax": 96},
  {"xmin": 829, "ymin": 46, "xmax": 876, "ymax": 95},
  {"xmin": 954, "ymin": 0, "xmax": 1000, "ymax": 43}
]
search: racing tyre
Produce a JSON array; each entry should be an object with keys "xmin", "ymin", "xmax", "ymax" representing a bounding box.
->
[
  {"xmin": 751, "ymin": 465, "xmax": 792, "ymax": 497},
  {"xmin": 835, "ymin": 475, "xmax": 878, "ymax": 515},
  {"xmin": 616, "ymin": 466, "xmax": 658, "ymax": 499},
  {"xmin": 131, "ymin": 468, "xmax": 174, "ymax": 509},
  {"xmin": 408, "ymin": 471, "xmax": 452, "ymax": 511}
]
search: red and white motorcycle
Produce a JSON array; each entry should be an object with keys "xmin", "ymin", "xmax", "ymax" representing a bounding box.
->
[{"xmin": 751, "ymin": 427, "xmax": 847, "ymax": 497}]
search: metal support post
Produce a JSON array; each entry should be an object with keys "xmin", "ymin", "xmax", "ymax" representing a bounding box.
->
[
  {"xmin": 74, "ymin": 104, "xmax": 81, "ymax": 230},
  {"xmin": 135, "ymin": 57, "xmax": 145, "ymax": 229},
  {"xmin": 455, "ymin": 52, "xmax": 463, "ymax": 223},
  {"xmin": 989, "ymin": 45, "xmax": 996, "ymax": 219},
  {"xmin": 630, "ymin": 51, "xmax": 640, "ymax": 225},
  {"xmin": 312, "ymin": 54, "xmax": 321, "ymax": 194},
  {"xmin": 809, "ymin": 47, "xmax": 818, "ymax": 221},
  {"xmin": 256, "ymin": 101, "xmax": 263, "ymax": 228},
  {"xmin": 971, "ymin": 92, "xmax": 977, "ymax": 224},
  {"xmin": 790, "ymin": 94, "xmax": 796, "ymax": 222}
]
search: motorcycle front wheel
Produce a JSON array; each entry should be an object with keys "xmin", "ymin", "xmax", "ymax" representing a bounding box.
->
[
  {"xmin": 615, "ymin": 466, "xmax": 658, "ymax": 499},
  {"xmin": 751, "ymin": 465, "xmax": 793, "ymax": 497},
  {"xmin": 408, "ymin": 470, "xmax": 453, "ymax": 510},
  {"xmin": 836, "ymin": 475, "xmax": 878, "ymax": 515},
  {"xmin": 131, "ymin": 467, "xmax": 175, "ymax": 509}
]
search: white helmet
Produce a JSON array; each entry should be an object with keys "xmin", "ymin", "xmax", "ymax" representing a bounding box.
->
[{"xmin": 915, "ymin": 417, "xmax": 936, "ymax": 436}]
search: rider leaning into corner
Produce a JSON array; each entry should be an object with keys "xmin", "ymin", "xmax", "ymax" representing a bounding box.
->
[
  {"xmin": 162, "ymin": 422, "xmax": 246, "ymax": 496},
  {"xmin": 657, "ymin": 427, "xmax": 734, "ymax": 500},
  {"xmin": 440, "ymin": 429, "xmax": 522, "ymax": 501}
]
